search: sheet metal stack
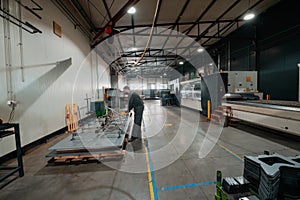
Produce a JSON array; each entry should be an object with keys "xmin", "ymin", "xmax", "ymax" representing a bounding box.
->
[
  {"xmin": 244, "ymin": 154, "xmax": 300, "ymax": 200},
  {"xmin": 222, "ymin": 177, "xmax": 240, "ymax": 194},
  {"xmin": 222, "ymin": 176, "xmax": 250, "ymax": 194}
]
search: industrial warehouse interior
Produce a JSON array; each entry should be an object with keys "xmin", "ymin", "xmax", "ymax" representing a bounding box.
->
[{"xmin": 0, "ymin": 0, "xmax": 300, "ymax": 199}]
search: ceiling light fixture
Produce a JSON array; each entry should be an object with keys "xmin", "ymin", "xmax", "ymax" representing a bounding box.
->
[
  {"xmin": 163, "ymin": 73, "xmax": 167, "ymax": 76},
  {"xmin": 197, "ymin": 48, "xmax": 204, "ymax": 53},
  {"xmin": 127, "ymin": 7, "xmax": 136, "ymax": 14},
  {"xmin": 243, "ymin": 12, "xmax": 255, "ymax": 20},
  {"xmin": 179, "ymin": 61, "xmax": 184, "ymax": 65},
  {"xmin": 209, "ymin": 63, "xmax": 213, "ymax": 66}
]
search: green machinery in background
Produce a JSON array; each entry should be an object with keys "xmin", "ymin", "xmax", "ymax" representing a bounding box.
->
[{"xmin": 90, "ymin": 101, "xmax": 106, "ymax": 117}]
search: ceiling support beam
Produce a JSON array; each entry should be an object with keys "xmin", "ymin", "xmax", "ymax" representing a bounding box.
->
[
  {"xmin": 93, "ymin": 19, "xmax": 243, "ymax": 47},
  {"xmin": 153, "ymin": 0, "xmax": 162, "ymax": 26},
  {"xmin": 180, "ymin": 0, "xmax": 242, "ymax": 56},
  {"xmin": 160, "ymin": 0, "xmax": 191, "ymax": 51},
  {"xmin": 112, "ymin": 19, "xmax": 240, "ymax": 29},
  {"xmin": 194, "ymin": 0, "xmax": 242, "ymax": 42},
  {"xmin": 118, "ymin": 32, "xmax": 253, "ymax": 39},
  {"xmin": 171, "ymin": 0, "xmax": 191, "ymax": 30},
  {"xmin": 70, "ymin": 0, "xmax": 96, "ymax": 32},
  {"xmin": 169, "ymin": 0, "xmax": 217, "ymax": 56},
  {"xmin": 102, "ymin": 0, "xmax": 112, "ymax": 21},
  {"xmin": 184, "ymin": 0, "xmax": 216, "ymax": 34},
  {"xmin": 202, "ymin": 0, "xmax": 265, "ymax": 46},
  {"xmin": 92, "ymin": 0, "xmax": 140, "ymax": 48}
]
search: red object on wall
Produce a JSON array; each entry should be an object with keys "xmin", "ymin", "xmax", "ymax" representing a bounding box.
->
[
  {"xmin": 105, "ymin": 26, "xmax": 112, "ymax": 34},
  {"xmin": 105, "ymin": 21, "xmax": 113, "ymax": 34}
]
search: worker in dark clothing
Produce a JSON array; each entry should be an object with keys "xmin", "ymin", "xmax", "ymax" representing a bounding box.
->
[{"xmin": 123, "ymin": 86, "xmax": 144, "ymax": 142}]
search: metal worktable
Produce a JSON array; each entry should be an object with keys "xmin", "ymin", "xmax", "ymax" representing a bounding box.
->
[{"xmin": 47, "ymin": 111, "xmax": 132, "ymax": 163}]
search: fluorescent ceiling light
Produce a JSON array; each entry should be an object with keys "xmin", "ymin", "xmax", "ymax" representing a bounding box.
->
[
  {"xmin": 179, "ymin": 61, "xmax": 184, "ymax": 65},
  {"xmin": 163, "ymin": 73, "xmax": 167, "ymax": 76},
  {"xmin": 209, "ymin": 63, "xmax": 213, "ymax": 66},
  {"xmin": 243, "ymin": 13, "xmax": 255, "ymax": 21},
  {"xmin": 127, "ymin": 7, "xmax": 136, "ymax": 14},
  {"xmin": 197, "ymin": 48, "xmax": 204, "ymax": 53}
]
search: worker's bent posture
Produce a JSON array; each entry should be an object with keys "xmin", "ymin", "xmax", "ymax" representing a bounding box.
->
[{"xmin": 123, "ymin": 86, "xmax": 144, "ymax": 142}]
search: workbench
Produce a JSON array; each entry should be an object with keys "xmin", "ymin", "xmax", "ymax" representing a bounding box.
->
[{"xmin": 47, "ymin": 111, "xmax": 133, "ymax": 163}]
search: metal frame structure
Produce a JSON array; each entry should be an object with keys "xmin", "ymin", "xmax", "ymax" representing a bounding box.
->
[
  {"xmin": 109, "ymin": 48, "xmax": 183, "ymax": 75},
  {"xmin": 54, "ymin": 0, "xmax": 269, "ymax": 46},
  {"xmin": 0, "ymin": 7, "xmax": 42, "ymax": 34},
  {"xmin": 51, "ymin": 0, "xmax": 275, "ymax": 76},
  {"xmin": 0, "ymin": 123, "xmax": 24, "ymax": 189}
]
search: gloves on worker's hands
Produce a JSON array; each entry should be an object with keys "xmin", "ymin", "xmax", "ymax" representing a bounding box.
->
[{"xmin": 126, "ymin": 111, "xmax": 132, "ymax": 117}]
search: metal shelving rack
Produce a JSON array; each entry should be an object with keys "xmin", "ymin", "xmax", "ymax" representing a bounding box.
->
[{"xmin": 0, "ymin": 123, "xmax": 24, "ymax": 188}]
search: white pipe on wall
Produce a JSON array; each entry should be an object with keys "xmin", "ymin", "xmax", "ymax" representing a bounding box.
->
[
  {"xmin": 3, "ymin": 0, "xmax": 14, "ymax": 100},
  {"xmin": 17, "ymin": 0, "xmax": 25, "ymax": 82}
]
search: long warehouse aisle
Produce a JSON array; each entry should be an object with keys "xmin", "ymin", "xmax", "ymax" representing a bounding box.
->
[{"xmin": 1, "ymin": 100, "xmax": 299, "ymax": 200}]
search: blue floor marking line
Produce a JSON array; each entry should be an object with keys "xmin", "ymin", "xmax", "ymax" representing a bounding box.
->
[
  {"xmin": 158, "ymin": 181, "xmax": 216, "ymax": 191},
  {"xmin": 145, "ymin": 139, "xmax": 159, "ymax": 200}
]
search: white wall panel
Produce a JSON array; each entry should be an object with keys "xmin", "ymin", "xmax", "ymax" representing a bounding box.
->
[{"xmin": 0, "ymin": 0, "xmax": 110, "ymax": 156}]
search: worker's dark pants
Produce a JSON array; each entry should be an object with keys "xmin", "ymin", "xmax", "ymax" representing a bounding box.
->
[{"xmin": 132, "ymin": 105, "xmax": 144, "ymax": 138}]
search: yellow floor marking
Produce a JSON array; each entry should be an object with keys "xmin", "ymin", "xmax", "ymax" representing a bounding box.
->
[
  {"xmin": 218, "ymin": 143, "xmax": 244, "ymax": 161},
  {"xmin": 144, "ymin": 143, "xmax": 155, "ymax": 200}
]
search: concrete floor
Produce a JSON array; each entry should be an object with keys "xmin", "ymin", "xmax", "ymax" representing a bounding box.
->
[{"xmin": 1, "ymin": 100, "xmax": 299, "ymax": 200}]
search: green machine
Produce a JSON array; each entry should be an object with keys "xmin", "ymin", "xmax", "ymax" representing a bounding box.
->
[{"xmin": 90, "ymin": 101, "xmax": 106, "ymax": 117}]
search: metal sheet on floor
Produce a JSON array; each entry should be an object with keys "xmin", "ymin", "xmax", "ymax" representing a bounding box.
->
[{"xmin": 49, "ymin": 131, "xmax": 125, "ymax": 151}]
